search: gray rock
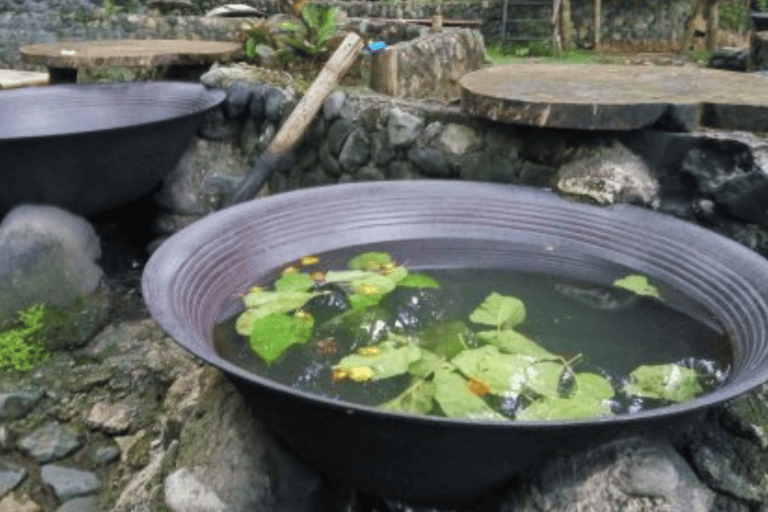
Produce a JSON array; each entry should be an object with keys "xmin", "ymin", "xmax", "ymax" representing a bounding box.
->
[
  {"xmin": 86, "ymin": 400, "xmax": 134, "ymax": 434},
  {"xmin": 388, "ymin": 161, "xmax": 417, "ymax": 180},
  {"xmin": 300, "ymin": 168, "xmax": 334, "ymax": 188},
  {"xmin": 55, "ymin": 495, "xmax": 99, "ymax": 512},
  {"xmin": 307, "ymin": 116, "xmax": 327, "ymax": 146},
  {"xmin": 556, "ymin": 142, "xmax": 660, "ymax": 207},
  {"xmin": 408, "ymin": 147, "xmax": 452, "ymax": 178},
  {"xmin": 296, "ymin": 150, "xmax": 319, "ymax": 174},
  {"xmin": 354, "ymin": 166, "xmax": 387, "ymax": 181},
  {"xmin": 387, "ymin": 107, "xmax": 424, "ymax": 148},
  {"xmin": 254, "ymin": 44, "xmax": 276, "ymax": 66},
  {"xmin": 372, "ymin": 132, "xmax": 395, "ymax": 166},
  {"xmin": 327, "ymin": 118, "xmax": 357, "ymax": 156},
  {"xmin": 198, "ymin": 108, "xmax": 238, "ymax": 140},
  {"xmin": 165, "ymin": 467, "xmax": 227, "ymax": 512},
  {"xmin": 18, "ymin": 421, "xmax": 83, "ymax": 463},
  {"xmin": 712, "ymin": 170, "xmax": 768, "ymax": 226},
  {"xmin": 156, "ymin": 137, "xmax": 251, "ymax": 217},
  {"xmin": 322, "ymin": 90, "xmax": 346, "ymax": 121},
  {"xmin": 458, "ymin": 151, "xmax": 517, "ymax": 183},
  {"xmin": 503, "ymin": 437, "xmax": 714, "ymax": 512},
  {"xmin": 264, "ymin": 87, "xmax": 286, "ymax": 123},
  {"xmin": 248, "ymin": 83, "xmax": 266, "ymax": 124},
  {"xmin": 687, "ymin": 444, "xmax": 764, "ymax": 503},
  {"xmin": 338, "ymin": 127, "xmax": 371, "ymax": 172},
  {"xmin": 680, "ymin": 138, "xmax": 752, "ymax": 195},
  {"xmin": 0, "ymin": 205, "xmax": 106, "ymax": 332},
  {"xmin": 224, "ymin": 80, "xmax": 252, "ymax": 118},
  {"xmin": 0, "ymin": 460, "xmax": 26, "ymax": 498},
  {"xmin": 436, "ymin": 123, "xmax": 482, "ymax": 155},
  {"xmin": 0, "ymin": 389, "xmax": 43, "ymax": 420},
  {"xmin": 418, "ymin": 121, "xmax": 444, "ymax": 147},
  {"xmin": 41, "ymin": 465, "xmax": 100, "ymax": 501},
  {"xmin": 518, "ymin": 161, "xmax": 558, "ymax": 188},
  {"xmin": 89, "ymin": 440, "xmax": 120, "ymax": 464},
  {"xmin": 172, "ymin": 368, "xmax": 274, "ymax": 512}
]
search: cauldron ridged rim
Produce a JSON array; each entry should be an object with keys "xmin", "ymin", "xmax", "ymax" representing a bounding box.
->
[
  {"xmin": 143, "ymin": 180, "xmax": 768, "ymax": 429},
  {"xmin": 0, "ymin": 81, "xmax": 226, "ymax": 141}
]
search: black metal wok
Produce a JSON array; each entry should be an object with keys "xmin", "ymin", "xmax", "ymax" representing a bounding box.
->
[
  {"xmin": 0, "ymin": 82, "xmax": 224, "ymax": 215},
  {"xmin": 142, "ymin": 181, "xmax": 768, "ymax": 505}
]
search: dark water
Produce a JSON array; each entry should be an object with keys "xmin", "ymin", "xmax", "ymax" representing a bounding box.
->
[{"xmin": 214, "ymin": 247, "xmax": 731, "ymax": 418}]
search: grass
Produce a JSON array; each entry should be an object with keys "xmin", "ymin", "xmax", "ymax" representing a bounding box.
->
[{"xmin": 485, "ymin": 43, "xmax": 627, "ymax": 66}]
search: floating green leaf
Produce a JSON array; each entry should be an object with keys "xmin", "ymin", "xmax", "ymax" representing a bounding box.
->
[
  {"xmin": 399, "ymin": 273, "xmax": 440, "ymax": 289},
  {"xmin": 613, "ymin": 274, "xmax": 660, "ymax": 299},
  {"xmin": 380, "ymin": 378, "xmax": 436, "ymax": 415},
  {"xmin": 407, "ymin": 349, "xmax": 455, "ymax": 378},
  {"xmin": 451, "ymin": 345, "xmax": 533, "ymax": 398},
  {"xmin": 242, "ymin": 289, "xmax": 318, "ymax": 310},
  {"xmin": 469, "ymin": 292, "xmax": 526, "ymax": 328},
  {"xmin": 433, "ymin": 369, "xmax": 508, "ymax": 421},
  {"xmin": 523, "ymin": 361, "xmax": 566, "ymax": 399},
  {"xmin": 477, "ymin": 330, "xmax": 557, "ymax": 361},
  {"xmin": 324, "ymin": 270, "xmax": 379, "ymax": 283},
  {"xmin": 516, "ymin": 395, "xmax": 612, "ymax": 421},
  {"xmin": 624, "ymin": 363, "xmax": 703, "ymax": 403},
  {"xmin": 420, "ymin": 321, "xmax": 470, "ymax": 359},
  {"xmin": 334, "ymin": 340, "xmax": 422, "ymax": 380},
  {"xmin": 248, "ymin": 312, "xmax": 314, "ymax": 364},
  {"xmin": 274, "ymin": 272, "xmax": 315, "ymax": 292},
  {"xmin": 574, "ymin": 372, "xmax": 615, "ymax": 401},
  {"xmin": 348, "ymin": 291, "xmax": 385, "ymax": 310},
  {"xmin": 348, "ymin": 252, "xmax": 394, "ymax": 271},
  {"xmin": 351, "ymin": 273, "xmax": 398, "ymax": 295}
]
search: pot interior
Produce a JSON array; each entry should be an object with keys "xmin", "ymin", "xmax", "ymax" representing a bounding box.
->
[{"xmin": 143, "ymin": 181, "xmax": 768, "ymax": 425}]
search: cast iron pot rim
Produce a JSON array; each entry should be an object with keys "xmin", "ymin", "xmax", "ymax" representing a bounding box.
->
[
  {"xmin": 0, "ymin": 81, "xmax": 225, "ymax": 141},
  {"xmin": 143, "ymin": 180, "xmax": 768, "ymax": 430}
]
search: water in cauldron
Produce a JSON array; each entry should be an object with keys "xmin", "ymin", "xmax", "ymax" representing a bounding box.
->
[{"xmin": 213, "ymin": 244, "xmax": 731, "ymax": 420}]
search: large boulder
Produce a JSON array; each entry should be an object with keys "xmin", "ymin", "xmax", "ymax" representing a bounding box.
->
[{"xmin": 0, "ymin": 205, "xmax": 108, "ymax": 348}]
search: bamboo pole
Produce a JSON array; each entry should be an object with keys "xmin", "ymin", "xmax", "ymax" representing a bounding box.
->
[{"xmin": 552, "ymin": 0, "xmax": 563, "ymax": 53}]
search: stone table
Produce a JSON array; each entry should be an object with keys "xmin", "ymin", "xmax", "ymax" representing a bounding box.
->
[
  {"xmin": 460, "ymin": 63, "xmax": 768, "ymax": 131},
  {"xmin": 20, "ymin": 39, "xmax": 243, "ymax": 83}
]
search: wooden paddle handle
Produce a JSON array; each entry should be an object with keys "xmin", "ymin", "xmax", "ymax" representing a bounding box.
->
[{"xmin": 267, "ymin": 31, "xmax": 364, "ymax": 156}]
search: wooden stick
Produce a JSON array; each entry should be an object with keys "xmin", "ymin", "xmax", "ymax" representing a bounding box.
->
[
  {"xmin": 371, "ymin": 47, "xmax": 399, "ymax": 96},
  {"xmin": 226, "ymin": 31, "xmax": 364, "ymax": 205},
  {"xmin": 594, "ymin": 0, "xmax": 601, "ymax": 50}
]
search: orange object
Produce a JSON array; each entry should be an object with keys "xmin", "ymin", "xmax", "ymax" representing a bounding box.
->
[{"xmin": 466, "ymin": 378, "xmax": 491, "ymax": 397}]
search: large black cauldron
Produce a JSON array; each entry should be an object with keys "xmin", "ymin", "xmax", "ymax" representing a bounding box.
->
[
  {"xmin": 0, "ymin": 82, "xmax": 224, "ymax": 215},
  {"xmin": 142, "ymin": 181, "xmax": 768, "ymax": 505}
]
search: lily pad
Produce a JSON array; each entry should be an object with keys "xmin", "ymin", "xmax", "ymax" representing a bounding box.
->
[
  {"xmin": 348, "ymin": 252, "xmax": 394, "ymax": 271},
  {"xmin": 451, "ymin": 345, "xmax": 533, "ymax": 398},
  {"xmin": 334, "ymin": 340, "xmax": 422, "ymax": 380},
  {"xmin": 408, "ymin": 349, "xmax": 455, "ymax": 378},
  {"xmin": 248, "ymin": 312, "xmax": 315, "ymax": 364},
  {"xmin": 624, "ymin": 363, "xmax": 703, "ymax": 403},
  {"xmin": 523, "ymin": 361, "xmax": 566, "ymax": 399},
  {"xmin": 469, "ymin": 292, "xmax": 526, "ymax": 328},
  {"xmin": 477, "ymin": 329, "xmax": 557, "ymax": 361},
  {"xmin": 433, "ymin": 369, "xmax": 508, "ymax": 421},
  {"xmin": 274, "ymin": 272, "xmax": 315, "ymax": 292},
  {"xmin": 399, "ymin": 273, "xmax": 441, "ymax": 289},
  {"xmin": 324, "ymin": 270, "xmax": 379, "ymax": 283},
  {"xmin": 242, "ymin": 289, "xmax": 319, "ymax": 310},
  {"xmin": 516, "ymin": 395, "xmax": 612, "ymax": 421},
  {"xmin": 380, "ymin": 378, "xmax": 436, "ymax": 415},
  {"xmin": 613, "ymin": 274, "xmax": 660, "ymax": 299}
]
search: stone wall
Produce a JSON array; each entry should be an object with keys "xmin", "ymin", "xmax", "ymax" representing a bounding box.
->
[
  {"xmin": 1, "ymin": 0, "xmax": 697, "ymax": 69},
  {"xmin": 152, "ymin": 63, "xmax": 768, "ymax": 261}
]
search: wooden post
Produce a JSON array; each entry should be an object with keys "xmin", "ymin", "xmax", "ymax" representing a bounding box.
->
[
  {"xmin": 594, "ymin": 0, "xmax": 601, "ymax": 49},
  {"xmin": 560, "ymin": 0, "xmax": 574, "ymax": 50},
  {"xmin": 552, "ymin": 0, "xmax": 563, "ymax": 53},
  {"xmin": 706, "ymin": 0, "xmax": 720, "ymax": 49},
  {"xmin": 501, "ymin": 0, "xmax": 508, "ymax": 42},
  {"xmin": 371, "ymin": 47, "xmax": 399, "ymax": 96}
]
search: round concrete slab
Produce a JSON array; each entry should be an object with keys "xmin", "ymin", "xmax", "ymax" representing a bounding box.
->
[{"xmin": 460, "ymin": 63, "xmax": 768, "ymax": 131}]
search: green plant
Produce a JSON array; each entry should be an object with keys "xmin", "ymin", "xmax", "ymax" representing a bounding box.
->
[
  {"xmin": 0, "ymin": 303, "xmax": 50, "ymax": 372},
  {"xmin": 243, "ymin": 2, "xmax": 340, "ymax": 67}
]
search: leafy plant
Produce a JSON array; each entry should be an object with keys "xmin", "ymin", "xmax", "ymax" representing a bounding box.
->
[
  {"xmin": 0, "ymin": 303, "xmax": 50, "ymax": 372},
  {"xmin": 242, "ymin": 2, "xmax": 340, "ymax": 67}
]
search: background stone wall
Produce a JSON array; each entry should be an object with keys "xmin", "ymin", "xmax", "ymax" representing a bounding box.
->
[{"xmin": 0, "ymin": 0, "xmax": 697, "ymax": 69}]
